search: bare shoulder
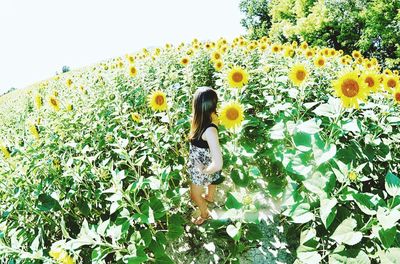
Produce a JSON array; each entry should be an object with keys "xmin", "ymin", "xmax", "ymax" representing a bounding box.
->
[{"xmin": 202, "ymin": 125, "xmax": 219, "ymax": 141}]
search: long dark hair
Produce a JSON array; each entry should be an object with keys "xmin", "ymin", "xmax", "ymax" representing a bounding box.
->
[{"xmin": 188, "ymin": 87, "xmax": 218, "ymax": 141}]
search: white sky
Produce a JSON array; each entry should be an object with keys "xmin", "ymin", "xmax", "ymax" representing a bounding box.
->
[{"xmin": 0, "ymin": 0, "xmax": 245, "ymax": 94}]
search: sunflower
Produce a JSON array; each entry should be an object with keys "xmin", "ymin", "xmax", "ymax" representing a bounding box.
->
[
  {"xmin": 227, "ymin": 67, "xmax": 249, "ymax": 88},
  {"xmin": 322, "ymin": 48, "xmax": 330, "ymax": 57},
  {"xmin": 218, "ymin": 101, "xmax": 244, "ymax": 129},
  {"xmin": 186, "ymin": 48, "xmax": 194, "ymax": 56},
  {"xmin": 392, "ymin": 87, "xmax": 400, "ymax": 104},
  {"xmin": 219, "ymin": 45, "xmax": 228, "ymax": 54},
  {"xmin": 49, "ymin": 247, "xmax": 74, "ymax": 264},
  {"xmin": 129, "ymin": 66, "xmax": 137, "ymax": 77},
  {"xmin": 0, "ymin": 143, "xmax": 11, "ymax": 158},
  {"xmin": 259, "ymin": 43, "xmax": 268, "ymax": 52},
  {"xmin": 49, "ymin": 96, "xmax": 60, "ymax": 111},
  {"xmin": 131, "ymin": 112, "xmax": 141, "ymax": 123},
  {"xmin": 214, "ymin": 60, "xmax": 224, "ymax": 71},
  {"xmin": 180, "ymin": 57, "xmax": 190, "ymax": 66},
  {"xmin": 314, "ymin": 56, "xmax": 326, "ymax": 68},
  {"xmin": 289, "ymin": 64, "xmax": 308, "ymax": 86},
  {"xmin": 66, "ymin": 79, "xmax": 73, "ymax": 87},
  {"xmin": 370, "ymin": 58, "xmax": 378, "ymax": 65},
  {"xmin": 352, "ymin": 50, "xmax": 362, "ymax": 59},
  {"xmin": 148, "ymin": 91, "xmax": 167, "ymax": 111},
  {"xmin": 29, "ymin": 123, "xmax": 40, "ymax": 140},
  {"xmin": 332, "ymin": 71, "xmax": 368, "ymax": 108},
  {"xmin": 284, "ymin": 47, "xmax": 295, "ymax": 57},
  {"xmin": 211, "ymin": 51, "xmax": 222, "ymax": 62},
  {"xmin": 300, "ymin": 41, "xmax": 308, "ymax": 50},
  {"xmin": 330, "ymin": 49, "xmax": 337, "ymax": 57},
  {"xmin": 127, "ymin": 55, "xmax": 135, "ymax": 64},
  {"xmin": 361, "ymin": 72, "xmax": 380, "ymax": 92},
  {"xmin": 340, "ymin": 56, "xmax": 349, "ymax": 65},
  {"xmin": 34, "ymin": 94, "xmax": 43, "ymax": 110},
  {"xmin": 363, "ymin": 59, "xmax": 373, "ymax": 69},
  {"xmin": 348, "ymin": 171, "xmax": 357, "ymax": 181},
  {"xmin": 271, "ymin": 44, "xmax": 280, "ymax": 53},
  {"xmin": 305, "ymin": 49, "xmax": 315, "ymax": 58},
  {"xmin": 66, "ymin": 104, "xmax": 73, "ymax": 111},
  {"xmin": 211, "ymin": 112, "xmax": 220, "ymax": 125},
  {"xmin": 383, "ymin": 75, "xmax": 399, "ymax": 91}
]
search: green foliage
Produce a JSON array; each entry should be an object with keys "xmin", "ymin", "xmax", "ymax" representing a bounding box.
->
[{"xmin": 240, "ymin": 0, "xmax": 400, "ymax": 68}]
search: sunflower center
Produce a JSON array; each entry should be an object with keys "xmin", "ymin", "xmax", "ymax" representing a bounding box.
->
[
  {"xmin": 214, "ymin": 53, "xmax": 221, "ymax": 60},
  {"xmin": 296, "ymin": 70, "xmax": 306, "ymax": 81},
  {"xmin": 318, "ymin": 59, "xmax": 324, "ymax": 66},
  {"xmin": 155, "ymin": 95, "xmax": 164, "ymax": 105},
  {"xmin": 130, "ymin": 68, "xmax": 136, "ymax": 74},
  {"xmin": 50, "ymin": 98, "xmax": 57, "ymax": 106},
  {"xmin": 341, "ymin": 79, "xmax": 359, "ymax": 97},
  {"xmin": 396, "ymin": 93, "xmax": 400, "ymax": 102},
  {"xmin": 388, "ymin": 79, "xmax": 397, "ymax": 88},
  {"xmin": 232, "ymin": 72, "xmax": 244, "ymax": 83},
  {"xmin": 365, "ymin": 77, "xmax": 374, "ymax": 87},
  {"xmin": 182, "ymin": 59, "xmax": 188, "ymax": 64},
  {"xmin": 226, "ymin": 108, "xmax": 239, "ymax": 120}
]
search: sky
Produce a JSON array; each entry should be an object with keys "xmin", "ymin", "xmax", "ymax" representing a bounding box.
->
[{"xmin": 0, "ymin": 0, "xmax": 246, "ymax": 94}]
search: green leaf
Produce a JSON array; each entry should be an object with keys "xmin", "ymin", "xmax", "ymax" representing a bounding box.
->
[
  {"xmin": 139, "ymin": 229, "xmax": 152, "ymax": 247},
  {"xmin": 379, "ymin": 227, "xmax": 397, "ymax": 249},
  {"xmin": 127, "ymin": 245, "xmax": 148, "ymax": 264},
  {"xmin": 230, "ymin": 169, "xmax": 250, "ymax": 187},
  {"xmin": 270, "ymin": 121, "xmax": 285, "ymax": 140},
  {"xmin": 226, "ymin": 222, "xmax": 241, "ymax": 241},
  {"xmin": 342, "ymin": 119, "xmax": 361, "ymax": 133},
  {"xmin": 377, "ymin": 206, "xmax": 400, "ymax": 229},
  {"xmin": 290, "ymin": 202, "xmax": 315, "ymax": 224},
  {"xmin": 167, "ymin": 224, "xmax": 184, "ymax": 240},
  {"xmin": 245, "ymin": 223, "xmax": 263, "ymax": 241},
  {"xmin": 331, "ymin": 218, "xmax": 362, "ymax": 246},
  {"xmin": 92, "ymin": 246, "xmax": 113, "ymax": 262},
  {"xmin": 77, "ymin": 199, "xmax": 90, "ymax": 217},
  {"xmin": 296, "ymin": 118, "xmax": 322, "ymax": 134},
  {"xmin": 155, "ymin": 254, "xmax": 174, "ymax": 264},
  {"xmin": 297, "ymin": 228, "xmax": 321, "ymax": 264},
  {"xmin": 320, "ymin": 198, "xmax": 337, "ymax": 229},
  {"xmin": 169, "ymin": 213, "xmax": 186, "ymax": 225},
  {"xmin": 303, "ymin": 171, "xmax": 329, "ymax": 197},
  {"xmin": 329, "ymin": 249, "xmax": 370, "ymax": 264},
  {"xmin": 378, "ymin": 248, "xmax": 400, "ymax": 264},
  {"xmin": 293, "ymin": 132, "xmax": 312, "ymax": 152},
  {"xmin": 312, "ymin": 97, "xmax": 341, "ymax": 118},
  {"xmin": 37, "ymin": 194, "xmax": 61, "ymax": 211},
  {"xmin": 225, "ymin": 192, "xmax": 243, "ymax": 210},
  {"xmin": 286, "ymin": 152, "xmax": 313, "ymax": 178},
  {"xmin": 352, "ymin": 193, "xmax": 383, "ymax": 216},
  {"xmin": 385, "ymin": 172, "xmax": 400, "ymax": 197},
  {"xmin": 314, "ymin": 144, "xmax": 336, "ymax": 166}
]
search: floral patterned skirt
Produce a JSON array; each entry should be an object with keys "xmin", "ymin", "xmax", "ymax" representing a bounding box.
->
[{"xmin": 187, "ymin": 144, "xmax": 222, "ymax": 186}]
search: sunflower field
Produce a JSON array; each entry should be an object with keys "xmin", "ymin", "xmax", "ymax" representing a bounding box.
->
[{"xmin": 1, "ymin": 36, "xmax": 400, "ymax": 263}]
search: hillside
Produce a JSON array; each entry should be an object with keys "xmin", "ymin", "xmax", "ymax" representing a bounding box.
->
[{"xmin": 1, "ymin": 37, "xmax": 400, "ymax": 263}]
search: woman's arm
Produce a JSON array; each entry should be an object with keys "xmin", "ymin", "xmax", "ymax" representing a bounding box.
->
[{"xmin": 201, "ymin": 127, "xmax": 223, "ymax": 174}]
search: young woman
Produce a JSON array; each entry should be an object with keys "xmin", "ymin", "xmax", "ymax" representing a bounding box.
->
[{"xmin": 187, "ymin": 86, "xmax": 224, "ymax": 225}]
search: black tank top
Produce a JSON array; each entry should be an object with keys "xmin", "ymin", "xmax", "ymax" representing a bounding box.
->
[{"xmin": 190, "ymin": 123, "xmax": 219, "ymax": 148}]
